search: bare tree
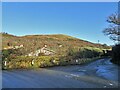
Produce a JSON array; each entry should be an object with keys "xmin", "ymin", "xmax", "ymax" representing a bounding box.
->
[{"xmin": 103, "ymin": 13, "xmax": 120, "ymax": 43}]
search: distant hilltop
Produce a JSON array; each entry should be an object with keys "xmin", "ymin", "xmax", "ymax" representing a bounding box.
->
[{"xmin": 1, "ymin": 33, "xmax": 111, "ymax": 56}]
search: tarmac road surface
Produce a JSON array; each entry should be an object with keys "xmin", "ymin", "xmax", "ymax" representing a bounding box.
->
[{"xmin": 2, "ymin": 58, "xmax": 120, "ymax": 88}]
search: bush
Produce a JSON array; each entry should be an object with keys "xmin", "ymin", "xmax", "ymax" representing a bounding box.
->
[
  {"xmin": 2, "ymin": 46, "xmax": 104, "ymax": 70},
  {"xmin": 66, "ymin": 47, "xmax": 103, "ymax": 59},
  {"xmin": 111, "ymin": 44, "xmax": 120, "ymax": 65},
  {"xmin": 2, "ymin": 56, "xmax": 60, "ymax": 69}
]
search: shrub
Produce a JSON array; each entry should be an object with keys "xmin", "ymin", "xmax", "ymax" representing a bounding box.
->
[
  {"xmin": 66, "ymin": 47, "xmax": 103, "ymax": 59},
  {"xmin": 2, "ymin": 46, "xmax": 104, "ymax": 69},
  {"xmin": 2, "ymin": 56, "xmax": 61, "ymax": 69},
  {"xmin": 111, "ymin": 44, "xmax": 120, "ymax": 65}
]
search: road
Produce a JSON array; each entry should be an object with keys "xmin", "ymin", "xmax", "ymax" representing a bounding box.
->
[{"xmin": 2, "ymin": 58, "xmax": 120, "ymax": 88}]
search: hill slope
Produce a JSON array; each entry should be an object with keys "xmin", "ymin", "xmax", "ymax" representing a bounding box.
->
[
  {"xmin": 1, "ymin": 33, "xmax": 110, "ymax": 55},
  {"xmin": 1, "ymin": 33, "xmax": 112, "ymax": 69}
]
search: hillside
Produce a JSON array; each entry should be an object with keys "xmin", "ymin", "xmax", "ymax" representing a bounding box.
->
[
  {"xmin": 1, "ymin": 33, "xmax": 112, "ymax": 69},
  {"xmin": 1, "ymin": 33, "xmax": 110, "ymax": 55}
]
